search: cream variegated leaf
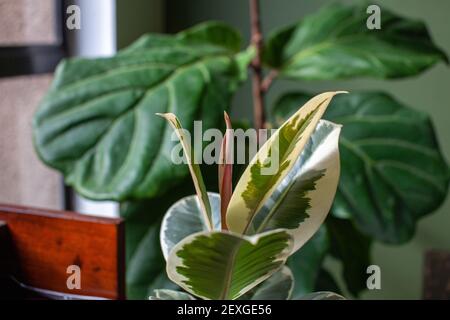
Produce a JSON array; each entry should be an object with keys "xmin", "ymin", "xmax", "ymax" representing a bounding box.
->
[
  {"xmin": 149, "ymin": 289, "xmax": 196, "ymax": 300},
  {"xmin": 166, "ymin": 229, "xmax": 293, "ymax": 300},
  {"xmin": 157, "ymin": 113, "xmax": 213, "ymax": 230},
  {"xmin": 160, "ymin": 193, "xmax": 221, "ymax": 260},
  {"xmin": 226, "ymin": 91, "xmax": 345, "ymax": 235},
  {"xmin": 252, "ymin": 120, "xmax": 341, "ymax": 253},
  {"xmin": 298, "ymin": 291, "xmax": 346, "ymax": 300}
]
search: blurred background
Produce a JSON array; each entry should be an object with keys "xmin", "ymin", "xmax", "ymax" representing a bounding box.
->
[{"xmin": 0, "ymin": 0, "xmax": 448, "ymax": 299}]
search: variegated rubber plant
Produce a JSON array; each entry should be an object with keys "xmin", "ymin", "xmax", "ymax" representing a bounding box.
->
[{"xmin": 150, "ymin": 92, "xmax": 346, "ymax": 300}]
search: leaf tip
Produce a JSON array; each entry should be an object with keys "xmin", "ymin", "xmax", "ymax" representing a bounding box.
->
[
  {"xmin": 223, "ymin": 111, "xmax": 232, "ymax": 129},
  {"xmin": 155, "ymin": 112, "xmax": 171, "ymax": 118}
]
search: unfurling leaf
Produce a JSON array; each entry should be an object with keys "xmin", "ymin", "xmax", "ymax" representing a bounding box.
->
[{"xmin": 219, "ymin": 111, "xmax": 234, "ymax": 230}]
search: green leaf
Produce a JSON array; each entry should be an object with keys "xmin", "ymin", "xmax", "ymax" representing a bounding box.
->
[
  {"xmin": 167, "ymin": 229, "xmax": 293, "ymax": 300},
  {"xmin": 149, "ymin": 289, "xmax": 195, "ymax": 300},
  {"xmin": 314, "ymin": 268, "xmax": 342, "ymax": 295},
  {"xmin": 121, "ymin": 200, "xmax": 162, "ymax": 264},
  {"xmin": 248, "ymin": 266, "xmax": 294, "ymax": 300},
  {"xmin": 298, "ymin": 291, "xmax": 345, "ymax": 300},
  {"xmin": 253, "ymin": 120, "xmax": 341, "ymax": 252},
  {"xmin": 123, "ymin": 164, "xmax": 220, "ymax": 299},
  {"xmin": 264, "ymin": 3, "xmax": 447, "ymax": 80},
  {"xmin": 227, "ymin": 92, "xmax": 344, "ymax": 235},
  {"xmin": 160, "ymin": 193, "xmax": 221, "ymax": 260},
  {"xmin": 327, "ymin": 217, "xmax": 371, "ymax": 296},
  {"xmin": 271, "ymin": 91, "xmax": 449, "ymax": 243},
  {"xmin": 287, "ymin": 226, "xmax": 329, "ymax": 299},
  {"xmin": 126, "ymin": 223, "xmax": 177, "ymax": 299},
  {"xmin": 33, "ymin": 22, "xmax": 247, "ymax": 201},
  {"xmin": 176, "ymin": 21, "xmax": 242, "ymax": 52}
]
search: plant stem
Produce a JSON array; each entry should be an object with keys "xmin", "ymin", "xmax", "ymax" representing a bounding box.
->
[
  {"xmin": 249, "ymin": 0, "xmax": 265, "ymax": 132},
  {"xmin": 261, "ymin": 69, "xmax": 278, "ymax": 93}
]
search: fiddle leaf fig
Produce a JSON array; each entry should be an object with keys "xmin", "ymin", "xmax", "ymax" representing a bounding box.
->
[
  {"xmin": 126, "ymin": 222, "xmax": 175, "ymax": 299},
  {"xmin": 271, "ymin": 91, "xmax": 450, "ymax": 243},
  {"xmin": 287, "ymin": 226, "xmax": 330, "ymax": 299},
  {"xmin": 327, "ymin": 217, "xmax": 371, "ymax": 296},
  {"xmin": 264, "ymin": 3, "xmax": 447, "ymax": 80},
  {"xmin": 33, "ymin": 22, "xmax": 250, "ymax": 201}
]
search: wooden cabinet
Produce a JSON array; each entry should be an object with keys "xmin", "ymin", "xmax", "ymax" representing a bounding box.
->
[{"xmin": 0, "ymin": 204, "xmax": 125, "ymax": 300}]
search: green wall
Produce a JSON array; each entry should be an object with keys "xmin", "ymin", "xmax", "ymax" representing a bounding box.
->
[
  {"xmin": 116, "ymin": 0, "xmax": 165, "ymax": 49},
  {"xmin": 165, "ymin": 0, "xmax": 450, "ymax": 299}
]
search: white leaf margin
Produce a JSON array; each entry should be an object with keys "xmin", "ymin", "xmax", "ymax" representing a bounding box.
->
[
  {"xmin": 160, "ymin": 192, "xmax": 221, "ymax": 260},
  {"xmin": 259, "ymin": 119, "xmax": 342, "ymax": 253},
  {"xmin": 166, "ymin": 229, "xmax": 293, "ymax": 300}
]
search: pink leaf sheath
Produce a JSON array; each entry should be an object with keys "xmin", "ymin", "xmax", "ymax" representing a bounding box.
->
[{"xmin": 219, "ymin": 111, "xmax": 233, "ymax": 230}]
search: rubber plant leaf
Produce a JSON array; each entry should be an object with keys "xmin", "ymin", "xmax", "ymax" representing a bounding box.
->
[
  {"xmin": 166, "ymin": 229, "xmax": 293, "ymax": 300},
  {"xmin": 226, "ymin": 91, "xmax": 345, "ymax": 235},
  {"xmin": 157, "ymin": 113, "xmax": 213, "ymax": 230}
]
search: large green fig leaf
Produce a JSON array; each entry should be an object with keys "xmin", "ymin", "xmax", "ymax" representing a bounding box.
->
[
  {"xmin": 226, "ymin": 92, "xmax": 344, "ymax": 235},
  {"xmin": 314, "ymin": 268, "xmax": 342, "ymax": 295},
  {"xmin": 253, "ymin": 120, "xmax": 341, "ymax": 253},
  {"xmin": 126, "ymin": 222, "xmax": 177, "ymax": 299},
  {"xmin": 271, "ymin": 91, "xmax": 449, "ymax": 243},
  {"xmin": 160, "ymin": 193, "xmax": 221, "ymax": 260},
  {"xmin": 327, "ymin": 217, "xmax": 371, "ymax": 296},
  {"xmin": 167, "ymin": 229, "xmax": 293, "ymax": 300},
  {"xmin": 264, "ymin": 3, "xmax": 447, "ymax": 80},
  {"xmin": 33, "ymin": 22, "xmax": 250, "ymax": 201},
  {"xmin": 287, "ymin": 226, "xmax": 329, "ymax": 299}
]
